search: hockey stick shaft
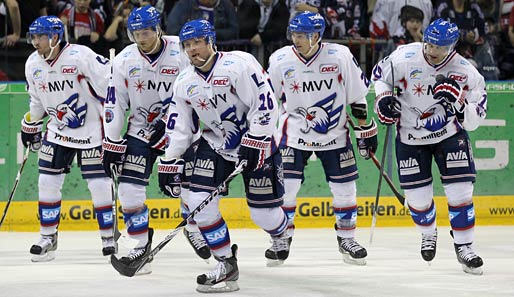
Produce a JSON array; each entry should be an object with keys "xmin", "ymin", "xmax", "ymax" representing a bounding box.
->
[
  {"xmin": 110, "ymin": 164, "xmax": 122, "ymax": 241},
  {"xmin": 346, "ymin": 115, "xmax": 405, "ymax": 206},
  {"xmin": 111, "ymin": 160, "xmax": 247, "ymax": 277},
  {"xmin": 0, "ymin": 146, "xmax": 31, "ymax": 228}
]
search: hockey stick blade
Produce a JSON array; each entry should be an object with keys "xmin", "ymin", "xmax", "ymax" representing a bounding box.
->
[{"xmin": 110, "ymin": 161, "xmax": 247, "ymax": 277}]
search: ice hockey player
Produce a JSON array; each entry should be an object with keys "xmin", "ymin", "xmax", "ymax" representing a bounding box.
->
[
  {"xmin": 267, "ymin": 11, "xmax": 376, "ymax": 266},
  {"xmin": 22, "ymin": 16, "xmax": 115, "ymax": 261},
  {"xmin": 371, "ymin": 18, "xmax": 486, "ymax": 275},
  {"xmin": 158, "ymin": 19, "xmax": 289, "ymax": 292}
]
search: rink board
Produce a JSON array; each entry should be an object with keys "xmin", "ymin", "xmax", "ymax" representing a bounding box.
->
[{"xmin": 1, "ymin": 195, "xmax": 513, "ymax": 231}]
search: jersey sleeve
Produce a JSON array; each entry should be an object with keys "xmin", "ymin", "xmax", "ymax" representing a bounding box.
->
[
  {"xmin": 461, "ymin": 72, "xmax": 487, "ymax": 131},
  {"xmin": 25, "ymin": 59, "xmax": 46, "ymax": 121},
  {"xmin": 267, "ymin": 53, "xmax": 284, "ymax": 104},
  {"xmin": 78, "ymin": 47, "xmax": 111, "ymax": 100},
  {"xmin": 164, "ymin": 83, "xmax": 196, "ymax": 159},
  {"xmin": 103, "ymin": 56, "xmax": 130, "ymax": 140},
  {"xmin": 235, "ymin": 57, "xmax": 278, "ymax": 138},
  {"xmin": 340, "ymin": 46, "xmax": 369, "ymax": 105}
]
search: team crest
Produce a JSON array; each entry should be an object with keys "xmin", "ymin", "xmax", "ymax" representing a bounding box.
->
[
  {"xmin": 296, "ymin": 92, "xmax": 343, "ymax": 134},
  {"xmin": 46, "ymin": 93, "xmax": 87, "ymax": 129},
  {"xmin": 137, "ymin": 102, "xmax": 163, "ymax": 129},
  {"xmin": 412, "ymin": 99, "xmax": 454, "ymax": 132}
]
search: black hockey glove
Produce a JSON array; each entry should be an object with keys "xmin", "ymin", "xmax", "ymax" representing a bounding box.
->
[
  {"xmin": 101, "ymin": 137, "xmax": 127, "ymax": 178},
  {"xmin": 354, "ymin": 119, "xmax": 378, "ymax": 160},
  {"xmin": 158, "ymin": 158, "xmax": 184, "ymax": 198},
  {"xmin": 375, "ymin": 95, "xmax": 401, "ymax": 125},
  {"xmin": 433, "ymin": 77, "xmax": 466, "ymax": 113},
  {"xmin": 20, "ymin": 112, "xmax": 43, "ymax": 152},
  {"xmin": 237, "ymin": 133, "xmax": 272, "ymax": 172},
  {"xmin": 148, "ymin": 118, "xmax": 168, "ymax": 155}
]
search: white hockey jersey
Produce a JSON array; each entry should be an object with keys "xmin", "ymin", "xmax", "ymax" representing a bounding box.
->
[
  {"xmin": 372, "ymin": 42, "xmax": 488, "ymax": 145},
  {"xmin": 164, "ymin": 51, "xmax": 278, "ymax": 161},
  {"xmin": 25, "ymin": 42, "xmax": 110, "ymax": 148},
  {"xmin": 268, "ymin": 43, "xmax": 369, "ymax": 151},
  {"xmin": 104, "ymin": 36, "xmax": 190, "ymax": 142}
]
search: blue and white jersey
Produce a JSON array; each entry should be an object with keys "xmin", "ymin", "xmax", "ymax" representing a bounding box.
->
[
  {"xmin": 25, "ymin": 43, "xmax": 110, "ymax": 148},
  {"xmin": 164, "ymin": 51, "xmax": 278, "ymax": 161},
  {"xmin": 104, "ymin": 35, "xmax": 190, "ymax": 142},
  {"xmin": 372, "ymin": 42, "xmax": 487, "ymax": 145},
  {"xmin": 268, "ymin": 43, "xmax": 369, "ymax": 151}
]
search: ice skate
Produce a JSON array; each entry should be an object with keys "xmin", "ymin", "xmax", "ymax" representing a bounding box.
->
[
  {"xmin": 337, "ymin": 236, "xmax": 367, "ymax": 265},
  {"xmin": 101, "ymin": 236, "xmax": 118, "ymax": 256},
  {"xmin": 421, "ymin": 229, "xmax": 437, "ymax": 264},
  {"xmin": 196, "ymin": 244, "xmax": 239, "ymax": 293},
  {"xmin": 184, "ymin": 228, "xmax": 211, "ymax": 262},
  {"xmin": 118, "ymin": 228, "xmax": 153, "ymax": 276},
  {"xmin": 265, "ymin": 233, "xmax": 292, "ymax": 267},
  {"xmin": 30, "ymin": 233, "xmax": 58, "ymax": 262},
  {"xmin": 454, "ymin": 243, "xmax": 484, "ymax": 275}
]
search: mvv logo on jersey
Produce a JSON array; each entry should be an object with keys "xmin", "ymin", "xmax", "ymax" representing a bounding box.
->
[
  {"xmin": 319, "ymin": 64, "xmax": 338, "ymax": 74},
  {"xmin": 61, "ymin": 65, "xmax": 78, "ymax": 74},
  {"xmin": 159, "ymin": 66, "xmax": 179, "ymax": 76}
]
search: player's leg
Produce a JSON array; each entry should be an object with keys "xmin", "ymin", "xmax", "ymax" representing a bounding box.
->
[
  {"xmin": 396, "ymin": 139, "xmax": 437, "ymax": 264},
  {"xmin": 115, "ymin": 136, "xmax": 156, "ymax": 275},
  {"xmin": 187, "ymin": 139, "xmax": 238, "ymax": 293},
  {"xmin": 30, "ymin": 140, "xmax": 73, "ymax": 262},
  {"xmin": 180, "ymin": 143, "xmax": 211, "ymax": 261},
  {"xmin": 435, "ymin": 131, "xmax": 483, "ymax": 274},
  {"xmin": 78, "ymin": 145, "xmax": 117, "ymax": 256},
  {"xmin": 318, "ymin": 146, "xmax": 366, "ymax": 265}
]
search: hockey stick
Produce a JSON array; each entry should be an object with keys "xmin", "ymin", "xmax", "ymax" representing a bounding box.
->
[
  {"xmin": 0, "ymin": 146, "xmax": 31, "ymax": 228},
  {"xmin": 110, "ymin": 164, "xmax": 122, "ymax": 242},
  {"xmin": 110, "ymin": 160, "xmax": 247, "ymax": 277},
  {"xmin": 346, "ymin": 115, "xmax": 405, "ymax": 206},
  {"xmin": 369, "ymin": 61, "xmax": 395, "ymax": 244}
]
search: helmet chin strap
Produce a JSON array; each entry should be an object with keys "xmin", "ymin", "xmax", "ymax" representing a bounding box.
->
[
  {"xmin": 40, "ymin": 37, "xmax": 61, "ymax": 61},
  {"xmin": 140, "ymin": 30, "xmax": 162, "ymax": 54},
  {"xmin": 195, "ymin": 43, "xmax": 217, "ymax": 71}
]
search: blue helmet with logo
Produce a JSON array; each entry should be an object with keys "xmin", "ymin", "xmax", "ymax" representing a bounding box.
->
[
  {"xmin": 179, "ymin": 19, "xmax": 216, "ymax": 45},
  {"xmin": 127, "ymin": 5, "xmax": 161, "ymax": 32},
  {"xmin": 424, "ymin": 18, "xmax": 459, "ymax": 47},
  {"xmin": 28, "ymin": 16, "xmax": 64, "ymax": 40},
  {"xmin": 289, "ymin": 12, "xmax": 326, "ymax": 36}
]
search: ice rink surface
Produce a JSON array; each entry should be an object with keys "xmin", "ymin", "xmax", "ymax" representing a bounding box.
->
[{"xmin": 1, "ymin": 226, "xmax": 513, "ymax": 297}]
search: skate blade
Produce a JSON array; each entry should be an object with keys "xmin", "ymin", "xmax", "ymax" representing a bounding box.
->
[
  {"xmin": 266, "ymin": 259, "xmax": 285, "ymax": 267},
  {"xmin": 342, "ymin": 254, "xmax": 366, "ymax": 266},
  {"xmin": 196, "ymin": 281, "xmax": 240, "ymax": 293},
  {"xmin": 31, "ymin": 251, "xmax": 56, "ymax": 262},
  {"xmin": 462, "ymin": 264, "xmax": 483, "ymax": 275},
  {"xmin": 134, "ymin": 263, "xmax": 152, "ymax": 276}
]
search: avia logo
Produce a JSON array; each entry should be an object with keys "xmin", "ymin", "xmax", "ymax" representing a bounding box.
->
[
  {"xmin": 447, "ymin": 151, "xmax": 468, "ymax": 161},
  {"xmin": 399, "ymin": 158, "xmax": 419, "ymax": 168},
  {"xmin": 125, "ymin": 155, "xmax": 147, "ymax": 166},
  {"xmin": 448, "ymin": 72, "xmax": 468, "ymax": 83},
  {"xmin": 212, "ymin": 77, "xmax": 230, "ymax": 86},
  {"xmin": 81, "ymin": 149, "xmax": 101, "ymax": 159},
  {"xmin": 160, "ymin": 66, "xmax": 179, "ymax": 75},
  {"xmin": 61, "ymin": 65, "xmax": 78, "ymax": 74},
  {"xmin": 195, "ymin": 159, "xmax": 215, "ymax": 170},
  {"xmin": 206, "ymin": 228, "xmax": 227, "ymax": 242},
  {"xmin": 249, "ymin": 177, "xmax": 273, "ymax": 187},
  {"xmin": 320, "ymin": 64, "xmax": 338, "ymax": 73},
  {"xmin": 339, "ymin": 150, "xmax": 354, "ymax": 161}
]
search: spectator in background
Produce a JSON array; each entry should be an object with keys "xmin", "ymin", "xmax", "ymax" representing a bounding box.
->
[
  {"xmin": 370, "ymin": 0, "xmax": 431, "ymax": 39},
  {"xmin": 286, "ymin": 0, "xmax": 321, "ymax": 21},
  {"xmin": 435, "ymin": 0, "xmax": 499, "ymax": 80},
  {"xmin": 59, "ymin": 0, "xmax": 106, "ymax": 55},
  {"xmin": 103, "ymin": 0, "xmax": 135, "ymax": 53},
  {"xmin": 236, "ymin": 0, "xmax": 260, "ymax": 40},
  {"xmin": 393, "ymin": 5, "xmax": 423, "ymax": 45},
  {"xmin": 1, "ymin": 0, "xmax": 21, "ymax": 48},
  {"xmin": 497, "ymin": 5, "xmax": 514, "ymax": 79},
  {"xmin": 322, "ymin": 0, "xmax": 362, "ymax": 39},
  {"xmin": 166, "ymin": 0, "xmax": 238, "ymax": 41}
]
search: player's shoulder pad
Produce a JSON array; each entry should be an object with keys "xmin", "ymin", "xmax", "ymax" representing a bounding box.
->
[
  {"xmin": 268, "ymin": 45, "xmax": 294, "ymax": 65},
  {"xmin": 162, "ymin": 35, "xmax": 181, "ymax": 51},
  {"xmin": 393, "ymin": 42, "xmax": 422, "ymax": 60}
]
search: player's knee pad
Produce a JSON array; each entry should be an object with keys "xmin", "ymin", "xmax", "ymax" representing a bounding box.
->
[
  {"xmin": 198, "ymin": 216, "xmax": 230, "ymax": 251},
  {"xmin": 187, "ymin": 191, "xmax": 221, "ymax": 226},
  {"xmin": 118, "ymin": 182, "xmax": 146, "ymax": 210},
  {"xmin": 444, "ymin": 182, "xmax": 473, "ymax": 206},
  {"xmin": 283, "ymin": 178, "xmax": 301, "ymax": 207},
  {"xmin": 409, "ymin": 200, "xmax": 436, "ymax": 227},
  {"xmin": 86, "ymin": 177, "xmax": 112, "ymax": 207},
  {"xmin": 250, "ymin": 207, "xmax": 288, "ymax": 236},
  {"xmin": 405, "ymin": 184, "xmax": 434, "ymax": 210},
  {"xmin": 123, "ymin": 205, "xmax": 149, "ymax": 235},
  {"xmin": 330, "ymin": 181, "xmax": 356, "ymax": 207},
  {"xmin": 38, "ymin": 174, "xmax": 65, "ymax": 203},
  {"xmin": 448, "ymin": 202, "xmax": 475, "ymax": 231}
]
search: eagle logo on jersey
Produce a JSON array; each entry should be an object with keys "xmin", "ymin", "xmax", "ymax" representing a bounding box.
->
[
  {"xmin": 295, "ymin": 92, "xmax": 343, "ymax": 134},
  {"xmin": 47, "ymin": 93, "xmax": 87, "ymax": 130},
  {"xmin": 217, "ymin": 106, "xmax": 248, "ymax": 150},
  {"xmin": 412, "ymin": 99, "xmax": 454, "ymax": 132},
  {"xmin": 137, "ymin": 102, "xmax": 163, "ymax": 129}
]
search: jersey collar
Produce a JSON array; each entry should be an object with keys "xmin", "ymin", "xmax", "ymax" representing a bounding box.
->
[
  {"xmin": 195, "ymin": 52, "xmax": 222, "ymax": 82},
  {"xmin": 423, "ymin": 48, "xmax": 457, "ymax": 71},
  {"xmin": 292, "ymin": 43, "xmax": 323, "ymax": 67},
  {"xmin": 138, "ymin": 37, "xmax": 167, "ymax": 67}
]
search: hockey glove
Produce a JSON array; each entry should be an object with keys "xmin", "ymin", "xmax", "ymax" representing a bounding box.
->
[
  {"xmin": 354, "ymin": 119, "xmax": 378, "ymax": 160},
  {"xmin": 375, "ymin": 95, "xmax": 401, "ymax": 125},
  {"xmin": 237, "ymin": 133, "xmax": 272, "ymax": 172},
  {"xmin": 158, "ymin": 158, "xmax": 184, "ymax": 198},
  {"xmin": 101, "ymin": 137, "xmax": 127, "ymax": 178},
  {"xmin": 21, "ymin": 112, "xmax": 43, "ymax": 152},
  {"xmin": 433, "ymin": 77, "xmax": 466, "ymax": 113},
  {"xmin": 148, "ymin": 118, "xmax": 168, "ymax": 155}
]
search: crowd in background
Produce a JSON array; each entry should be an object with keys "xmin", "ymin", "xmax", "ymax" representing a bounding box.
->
[{"xmin": 1, "ymin": 0, "xmax": 514, "ymax": 81}]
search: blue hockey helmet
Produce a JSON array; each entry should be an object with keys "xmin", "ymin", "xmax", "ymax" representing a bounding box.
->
[
  {"xmin": 179, "ymin": 19, "xmax": 216, "ymax": 45},
  {"xmin": 288, "ymin": 12, "xmax": 326, "ymax": 36},
  {"xmin": 127, "ymin": 5, "xmax": 161, "ymax": 32},
  {"xmin": 424, "ymin": 18, "xmax": 459, "ymax": 47},
  {"xmin": 27, "ymin": 16, "xmax": 64, "ymax": 42}
]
